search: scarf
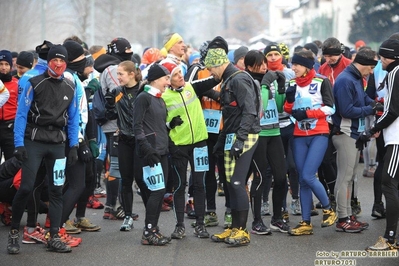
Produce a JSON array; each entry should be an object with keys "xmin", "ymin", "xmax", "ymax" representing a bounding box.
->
[
  {"xmin": 267, "ymin": 57, "xmax": 284, "ymax": 71},
  {"xmin": 295, "ymin": 69, "xmax": 316, "ymax": 87},
  {"xmin": 144, "ymin": 85, "xmax": 162, "ymax": 98}
]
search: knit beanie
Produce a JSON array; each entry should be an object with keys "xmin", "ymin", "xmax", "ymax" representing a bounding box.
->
[
  {"xmin": 35, "ymin": 40, "xmax": 54, "ymax": 60},
  {"xmin": 160, "ymin": 58, "xmax": 179, "ymax": 76},
  {"xmin": 147, "ymin": 63, "xmax": 170, "ymax": 82},
  {"xmin": 16, "ymin": 51, "xmax": 34, "ymax": 68},
  {"xmin": 63, "ymin": 40, "xmax": 84, "ymax": 62},
  {"xmin": 208, "ymin": 36, "xmax": 229, "ymax": 54},
  {"xmin": 47, "ymin": 45, "xmax": 68, "ymax": 62},
  {"xmin": 379, "ymin": 39, "xmax": 399, "ymax": 59},
  {"xmin": 108, "ymin": 37, "xmax": 131, "ymax": 54},
  {"xmin": 189, "ymin": 52, "xmax": 200, "ymax": 65},
  {"xmin": 304, "ymin": 43, "xmax": 319, "ymax": 57},
  {"xmin": 0, "ymin": 50, "xmax": 13, "ymax": 67},
  {"xmin": 264, "ymin": 43, "xmax": 281, "ymax": 56},
  {"xmin": 234, "ymin": 46, "xmax": 249, "ymax": 64},
  {"xmin": 204, "ymin": 48, "xmax": 229, "ymax": 68},
  {"xmin": 278, "ymin": 43, "xmax": 290, "ymax": 61}
]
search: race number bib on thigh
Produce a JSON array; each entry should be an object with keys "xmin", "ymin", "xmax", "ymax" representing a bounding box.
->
[
  {"xmin": 53, "ymin": 158, "xmax": 66, "ymax": 186},
  {"xmin": 143, "ymin": 163, "xmax": 165, "ymax": 191},
  {"xmin": 193, "ymin": 146, "xmax": 209, "ymax": 172},
  {"xmin": 203, "ymin": 109, "xmax": 222, "ymax": 134},
  {"xmin": 224, "ymin": 133, "xmax": 235, "ymax": 151}
]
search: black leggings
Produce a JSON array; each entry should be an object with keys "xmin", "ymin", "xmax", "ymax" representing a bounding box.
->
[
  {"xmin": 75, "ymin": 160, "xmax": 96, "ymax": 219},
  {"xmin": 381, "ymin": 144, "xmax": 399, "ymax": 240},
  {"xmin": 374, "ymin": 132, "xmax": 386, "ymax": 203},
  {"xmin": 251, "ymin": 135, "xmax": 286, "ymax": 222}
]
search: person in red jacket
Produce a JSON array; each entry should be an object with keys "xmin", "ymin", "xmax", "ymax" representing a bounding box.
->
[{"xmin": 0, "ymin": 50, "xmax": 18, "ymax": 160}]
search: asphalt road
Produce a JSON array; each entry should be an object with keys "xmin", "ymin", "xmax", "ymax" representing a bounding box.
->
[{"xmin": 0, "ymin": 163, "xmax": 398, "ymax": 266}]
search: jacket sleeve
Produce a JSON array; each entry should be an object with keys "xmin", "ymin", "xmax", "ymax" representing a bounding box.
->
[
  {"xmin": 365, "ymin": 74, "xmax": 377, "ymax": 99},
  {"xmin": 230, "ymin": 75, "xmax": 258, "ymax": 141},
  {"xmin": 191, "ymin": 77, "xmax": 220, "ymax": 96},
  {"xmin": 307, "ymin": 78, "xmax": 335, "ymax": 118},
  {"xmin": 67, "ymin": 87, "xmax": 80, "ymax": 147},
  {"xmin": 14, "ymin": 81, "xmax": 33, "ymax": 147}
]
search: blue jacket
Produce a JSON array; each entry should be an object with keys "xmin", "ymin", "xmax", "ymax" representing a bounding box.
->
[{"xmin": 332, "ymin": 64, "xmax": 374, "ymax": 139}]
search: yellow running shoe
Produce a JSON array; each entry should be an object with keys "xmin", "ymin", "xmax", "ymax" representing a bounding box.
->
[
  {"xmin": 289, "ymin": 221, "xmax": 313, "ymax": 236},
  {"xmin": 321, "ymin": 208, "xmax": 338, "ymax": 227},
  {"xmin": 211, "ymin": 228, "xmax": 232, "ymax": 242},
  {"xmin": 225, "ymin": 227, "xmax": 250, "ymax": 246}
]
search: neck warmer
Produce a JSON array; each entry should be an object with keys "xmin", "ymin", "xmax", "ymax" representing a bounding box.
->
[
  {"xmin": 295, "ymin": 69, "xmax": 316, "ymax": 87},
  {"xmin": 144, "ymin": 85, "xmax": 162, "ymax": 98},
  {"xmin": 267, "ymin": 57, "xmax": 284, "ymax": 71},
  {"xmin": 0, "ymin": 72, "xmax": 12, "ymax": 82}
]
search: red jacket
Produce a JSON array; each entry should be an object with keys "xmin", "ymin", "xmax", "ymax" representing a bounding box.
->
[
  {"xmin": 1, "ymin": 77, "xmax": 18, "ymax": 121},
  {"xmin": 318, "ymin": 56, "xmax": 352, "ymax": 86}
]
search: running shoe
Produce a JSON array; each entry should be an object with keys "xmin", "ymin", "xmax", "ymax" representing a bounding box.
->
[
  {"xmin": 141, "ymin": 227, "xmax": 169, "ymax": 246},
  {"xmin": 204, "ymin": 212, "xmax": 219, "ymax": 227},
  {"xmin": 161, "ymin": 202, "xmax": 171, "ymax": 212},
  {"xmin": 211, "ymin": 228, "xmax": 232, "ymax": 242},
  {"xmin": 64, "ymin": 220, "xmax": 81, "ymax": 234},
  {"xmin": 224, "ymin": 212, "xmax": 232, "ymax": 229},
  {"xmin": 282, "ymin": 210, "xmax": 290, "ymax": 222},
  {"xmin": 217, "ymin": 183, "xmax": 225, "ymax": 196},
  {"xmin": 86, "ymin": 196, "xmax": 104, "ymax": 209},
  {"xmin": 120, "ymin": 216, "xmax": 134, "ymax": 231},
  {"xmin": 22, "ymin": 225, "xmax": 47, "ymax": 244},
  {"xmin": 270, "ymin": 218, "xmax": 290, "ymax": 233},
  {"xmin": 350, "ymin": 215, "xmax": 369, "ymax": 230},
  {"xmin": 7, "ymin": 229, "xmax": 20, "ymax": 254},
  {"xmin": 366, "ymin": 236, "xmax": 397, "ymax": 251},
  {"xmin": 251, "ymin": 220, "xmax": 272, "ymax": 235},
  {"xmin": 75, "ymin": 217, "xmax": 101, "ymax": 232},
  {"xmin": 94, "ymin": 187, "xmax": 106, "ymax": 198},
  {"xmin": 114, "ymin": 206, "xmax": 126, "ymax": 220},
  {"xmin": 163, "ymin": 194, "xmax": 173, "ymax": 207},
  {"xmin": 371, "ymin": 202, "xmax": 386, "ymax": 219},
  {"xmin": 290, "ymin": 199, "xmax": 301, "ymax": 215},
  {"xmin": 310, "ymin": 207, "xmax": 319, "ymax": 216},
  {"xmin": 0, "ymin": 202, "xmax": 12, "ymax": 226},
  {"xmin": 171, "ymin": 225, "xmax": 186, "ymax": 239},
  {"xmin": 351, "ymin": 199, "xmax": 362, "ymax": 216},
  {"xmin": 46, "ymin": 234, "xmax": 72, "ymax": 253},
  {"xmin": 289, "ymin": 221, "xmax": 313, "ymax": 236},
  {"xmin": 321, "ymin": 208, "xmax": 337, "ymax": 227},
  {"xmin": 225, "ymin": 228, "xmax": 250, "ymax": 246},
  {"xmin": 335, "ymin": 218, "xmax": 363, "ymax": 233},
  {"xmin": 44, "ymin": 214, "xmax": 50, "ymax": 228},
  {"xmin": 194, "ymin": 224, "xmax": 210, "ymax": 238},
  {"xmin": 56, "ymin": 228, "xmax": 82, "ymax": 247},
  {"xmin": 261, "ymin": 201, "xmax": 270, "ymax": 216},
  {"xmin": 185, "ymin": 200, "xmax": 196, "ymax": 219}
]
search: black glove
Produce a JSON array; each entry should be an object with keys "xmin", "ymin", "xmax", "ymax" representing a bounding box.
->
[
  {"xmin": 285, "ymin": 85, "xmax": 296, "ymax": 103},
  {"xmin": 276, "ymin": 71, "xmax": 286, "ymax": 94},
  {"xmin": 89, "ymin": 140, "xmax": 100, "ymax": 158},
  {"xmin": 104, "ymin": 90, "xmax": 116, "ymax": 107},
  {"xmin": 169, "ymin": 115, "xmax": 183, "ymax": 129},
  {"xmin": 230, "ymin": 139, "xmax": 244, "ymax": 160},
  {"xmin": 68, "ymin": 146, "xmax": 79, "ymax": 166},
  {"xmin": 292, "ymin": 109, "xmax": 308, "ymax": 121},
  {"xmin": 369, "ymin": 101, "xmax": 384, "ymax": 113},
  {"xmin": 212, "ymin": 141, "xmax": 224, "ymax": 158},
  {"xmin": 14, "ymin": 146, "xmax": 28, "ymax": 161},
  {"xmin": 78, "ymin": 141, "xmax": 93, "ymax": 163},
  {"xmin": 261, "ymin": 71, "xmax": 278, "ymax": 87},
  {"xmin": 355, "ymin": 131, "xmax": 372, "ymax": 150},
  {"xmin": 144, "ymin": 152, "xmax": 161, "ymax": 167}
]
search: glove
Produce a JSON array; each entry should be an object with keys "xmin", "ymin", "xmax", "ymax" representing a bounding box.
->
[
  {"xmin": 230, "ymin": 139, "xmax": 244, "ymax": 160},
  {"xmin": 369, "ymin": 101, "xmax": 384, "ymax": 113},
  {"xmin": 261, "ymin": 71, "xmax": 278, "ymax": 87},
  {"xmin": 144, "ymin": 152, "xmax": 161, "ymax": 167},
  {"xmin": 104, "ymin": 90, "xmax": 116, "ymax": 107},
  {"xmin": 285, "ymin": 85, "xmax": 296, "ymax": 103},
  {"xmin": 78, "ymin": 141, "xmax": 93, "ymax": 163},
  {"xmin": 89, "ymin": 139, "xmax": 100, "ymax": 158},
  {"xmin": 14, "ymin": 146, "xmax": 28, "ymax": 161},
  {"xmin": 291, "ymin": 109, "xmax": 308, "ymax": 121},
  {"xmin": 355, "ymin": 131, "xmax": 372, "ymax": 150},
  {"xmin": 169, "ymin": 115, "xmax": 183, "ymax": 129},
  {"xmin": 68, "ymin": 146, "xmax": 79, "ymax": 166},
  {"xmin": 276, "ymin": 71, "xmax": 286, "ymax": 94},
  {"xmin": 212, "ymin": 141, "xmax": 224, "ymax": 158},
  {"xmin": 86, "ymin": 78, "xmax": 101, "ymax": 95}
]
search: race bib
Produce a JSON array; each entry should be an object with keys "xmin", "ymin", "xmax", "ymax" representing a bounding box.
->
[
  {"xmin": 143, "ymin": 163, "xmax": 165, "ymax": 191},
  {"xmin": 260, "ymin": 99, "xmax": 279, "ymax": 126},
  {"xmin": 358, "ymin": 118, "xmax": 365, "ymax": 132},
  {"xmin": 193, "ymin": 146, "xmax": 209, "ymax": 172},
  {"xmin": 203, "ymin": 109, "xmax": 222, "ymax": 134},
  {"xmin": 224, "ymin": 133, "xmax": 235, "ymax": 151},
  {"xmin": 53, "ymin": 158, "xmax": 66, "ymax": 186},
  {"xmin": 293, "ymin": 96, "xmax": 317, "ymax": 131}
]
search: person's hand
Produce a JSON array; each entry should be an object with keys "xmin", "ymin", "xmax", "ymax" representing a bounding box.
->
[
  {"xmin": 230, "ymin": 139, "xmax": 244, "ymax": 160},
  {"xmin": 89, "ymin": 139, "xmax": 100, "ymax": 158},
  {"xmin": 78, "ymin": 141, "xmax": 93, "ymax": 163},
  {"xmin": 291, "ymin": 109, "xmax": 308, "ymax": 121},
  {"xmin": 261, "ymin": 71, "xmax": 278, "ymax": 87},
  {"xmin": 68, "ymin": 146, "xmax": 79, "ymax": 166},
  {"xmin": 370, "ymin": 101, "xmax": 384, "ymax": 113},
  {"xmin": 169, "ymin": 115, "xmax": 183, "ymax": 129},
  {"xmin": 212, "ymin": 141, "xmax": 224, "ymax": 157},
  {"xmin": 285, "ymin": 85, "xmax": 296, "ymax": 103},
  {"xmin": 144, "ymin": 152, "xmax": 161, "ymax": 167},
  {"xmin": 104, "ymin": 90, "xmax": 116, "ymax": 107},
  {"xmin": 86, "ymin": 78, "xmax": 101, "ymax": 95},
  {"xmin": 14, "ymin": 146, "xmax": 28, "ymax": 161},
  {"xmin": 276, "ymin": 71, "xmax": 286, "ymax": 94}
]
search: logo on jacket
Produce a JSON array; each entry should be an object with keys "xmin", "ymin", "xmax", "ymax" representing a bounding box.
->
[
  {"xmin": 63, "ymin": 96, "xmax": 69, "ymax": 100},
  {"xmin": 309, "ymin": 83, "xmax": 317, "ymax": 94}
]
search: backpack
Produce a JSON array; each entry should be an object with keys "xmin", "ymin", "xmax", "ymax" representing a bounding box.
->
[{"xmin": 92, "ymin": 88, "xmax": 109, "ymax": 126}]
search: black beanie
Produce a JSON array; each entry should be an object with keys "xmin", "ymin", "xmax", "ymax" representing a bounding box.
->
[
  {"xmin": 35, "ymin": 40, "xmax": 54, "ymax": 60},
  {"xmin": 147, "ymin": 63, "xmax": 170, "ymax": 82},
  {"xmin": 304, "ymin": 43, "xmax": 319, "ymax": 57},
  {"xmin": 379, "ymin": 39, "xmax": 399, "ymax": 59},
  {"xmin": 63, "ymin": 40, "xmax": 84, "ymax": 62},
  {"xmin": 47, "ymin": 45, "xmax": 68, "ymax": 62},
  {"xmin": 264, "ymin": 43, "xmax": 281, "ymax": 56},
  {"xmin": 208, "ymin": 36, "xmax": 229, "ymax": 54},
  {"xmin": 16, "ymin": 51, "xmax": 34, "ymax": 68}
]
